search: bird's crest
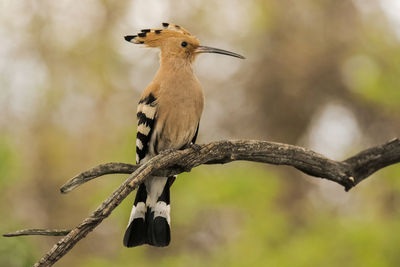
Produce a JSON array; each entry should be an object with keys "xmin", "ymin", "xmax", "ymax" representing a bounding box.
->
[{"xmin": 124, "ymin": 23, "xmax": 193, "ymax": 47}]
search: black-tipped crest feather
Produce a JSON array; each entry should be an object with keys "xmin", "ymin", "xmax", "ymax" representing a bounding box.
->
[{"xmin": 124, "ymin": 23, "xmax": 194, "ymax": 46}]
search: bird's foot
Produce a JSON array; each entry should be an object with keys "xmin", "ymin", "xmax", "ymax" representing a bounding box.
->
[{"xmin": 188, "ymin": 143, "xmax": 202, "ymax": 152}]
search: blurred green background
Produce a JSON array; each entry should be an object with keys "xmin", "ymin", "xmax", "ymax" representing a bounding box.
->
[{"xmin": 1, "ymin": 0, "xmax": 400, "ymax": 266}]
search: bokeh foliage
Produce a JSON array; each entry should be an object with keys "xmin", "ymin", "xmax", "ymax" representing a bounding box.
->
[{"xmin": 1, "ymin": 0, "xmax": 400, "ymax": 266}]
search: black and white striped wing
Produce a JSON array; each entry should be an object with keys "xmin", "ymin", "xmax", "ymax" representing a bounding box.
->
[
  {"xmin": 124, "ymin": 93, "xmax": 158, "ymax": 247},
  {"xmin": 136, "ymin": 93, "xmax": 157, "ymax": 164}
]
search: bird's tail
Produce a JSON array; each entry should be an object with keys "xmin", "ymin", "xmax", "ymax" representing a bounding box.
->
[{"xmin": 123, "ymin": 176, "xmax": 174, "ymax": 247}]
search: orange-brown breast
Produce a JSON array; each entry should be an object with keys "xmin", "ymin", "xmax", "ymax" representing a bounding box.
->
[{"xmin": 140, "ymin": 65, "xmax": 204, "ymax": 154}]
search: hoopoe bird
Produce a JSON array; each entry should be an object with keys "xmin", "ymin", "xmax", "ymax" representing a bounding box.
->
[{"xmin": 123, "ymin": 23, "xmax": 244, "ymax": 247}]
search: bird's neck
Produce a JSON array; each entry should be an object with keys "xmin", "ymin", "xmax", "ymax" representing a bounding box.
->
[{"xmin": 159, "ymin": 55, "xmax": 194, "ymax": 75}]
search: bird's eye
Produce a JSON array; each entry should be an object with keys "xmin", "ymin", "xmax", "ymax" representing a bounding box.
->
[{"xmin": 181, "ymin": 41, "xmax": 188, "ymax": 47}]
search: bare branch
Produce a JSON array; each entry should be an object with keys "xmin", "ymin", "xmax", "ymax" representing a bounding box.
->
[
  {"xmin": 60, "ymin": 163, "xmax": 136, "ymax": 193},
  {"xmin": 61, "ymin": 139, "xmax": 400, "ymax": 194},
  {"xmin": 344, "ymin": 138, "xmax": 400, "ymax": 186},
  {"xmin": 3, "ymin": 229, "xmax": 71, "ymax": 237},
  {"xmin": 3, "ymin": 139, "xmax": 400, "ymax": 266}
]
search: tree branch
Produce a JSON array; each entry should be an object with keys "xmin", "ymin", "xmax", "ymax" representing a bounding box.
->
[
  {"xmin": 60, "ymin": 163, "xmax": 136, "ymax": 193},
  {"xmin": 3, "ymin": 139, "xmax": 400, "ymax": 267},
  {"xmin": 3, "ymin": 229, "xmax": 71, "ymax": 237}
]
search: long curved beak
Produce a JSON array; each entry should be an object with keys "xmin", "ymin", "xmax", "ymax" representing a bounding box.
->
[{"xmin": 195, "ymin": 46, "xmax": 245, "ymax": 59}]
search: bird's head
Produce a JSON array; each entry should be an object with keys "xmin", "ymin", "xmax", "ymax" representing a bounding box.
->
[{"xmin": 124, "ymin": 23, "xmax": 245, "ymax": 63}]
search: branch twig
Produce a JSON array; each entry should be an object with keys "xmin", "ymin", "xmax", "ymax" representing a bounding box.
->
[
  {"xmin": 60, "ymin": 163, "xmax": 136, "ymax": 193},
  {"xmin": 3, "ymin": 139, "xmax": 400, "ymax": 267},
  {"xmin": 3, "ymin": 229, "xmax": 71, "ymax": 237}
]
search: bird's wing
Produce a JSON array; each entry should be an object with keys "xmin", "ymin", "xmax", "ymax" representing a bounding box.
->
[{"xmin": 136, "ymin": 93, "xmax": 157, "ymax": 164}]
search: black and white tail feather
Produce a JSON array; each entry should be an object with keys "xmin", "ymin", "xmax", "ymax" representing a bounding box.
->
[{"xmin": 123, "ymin": 93, "xmax": 173, "ymax": 247}]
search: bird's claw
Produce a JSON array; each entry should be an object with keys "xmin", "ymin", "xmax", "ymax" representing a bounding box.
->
[{"xmin": 189, "ymin": 143, "xmax": 202, "ymax": 152}]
